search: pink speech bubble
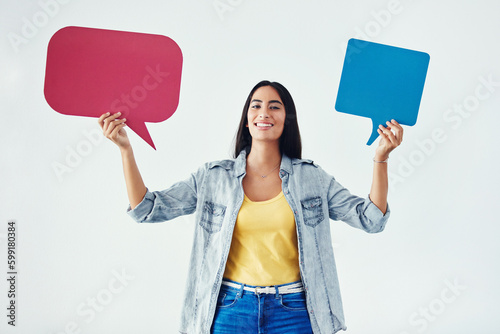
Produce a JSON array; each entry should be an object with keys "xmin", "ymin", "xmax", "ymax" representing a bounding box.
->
[{"xmin": 44, "ymin": 26, "xmax": 183, "ymax": 149}]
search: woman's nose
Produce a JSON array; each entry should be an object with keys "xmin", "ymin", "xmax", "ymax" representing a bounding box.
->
[{"xmin": 259, "ymin": 108, "xmax": 270, "ymax": 118}]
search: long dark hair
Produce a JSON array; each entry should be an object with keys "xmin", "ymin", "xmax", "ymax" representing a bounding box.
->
[{"xmin": 233, "ymin": 80, "xmax": 302, "ymax": 159}]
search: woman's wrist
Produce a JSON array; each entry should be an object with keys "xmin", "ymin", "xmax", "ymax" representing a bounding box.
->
[
  {"xmin": 373, "ymin": 157, "xmax": 389, "ymax": 163},
  {"xmin": 373, "ymin": 152, "xmax": 389, "ymax": 163},
  {"xmin": 120, "ymin": 144, "xmax": 133, "ymax": 156}
]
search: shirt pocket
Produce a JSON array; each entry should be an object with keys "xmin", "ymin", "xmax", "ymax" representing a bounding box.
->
[
  {"xmin": 300, "ymin": 196, "xmax": 324, "ymax": 227},
  {"xmin": 199, "ymin": 201, "xmax": 226, "ymax": 233}
]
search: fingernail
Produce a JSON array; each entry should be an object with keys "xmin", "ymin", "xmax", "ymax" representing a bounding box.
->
[{"xmin": 117, "ymin": 112, "xmax": 121, "ymax": 115}]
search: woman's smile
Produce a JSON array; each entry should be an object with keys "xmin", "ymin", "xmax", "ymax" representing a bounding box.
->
[
  {"xmin": 254, "ymin": 122, "xmax": 274, "ymax": 129},
  {"xmin": 247, "ymin": 85, "xmax": 286, "ymax": 142}
]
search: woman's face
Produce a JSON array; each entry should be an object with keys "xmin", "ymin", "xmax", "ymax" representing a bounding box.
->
[{"xmin": 246, "ymin": 85, "xmax": 286, "ymax": 144}]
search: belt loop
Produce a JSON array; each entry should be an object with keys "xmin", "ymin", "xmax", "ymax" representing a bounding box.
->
[
  {"xmin": 238, "ymin": 282, "xmax": 245, "ymax": 298},
  {"xmin": 275, "ymin": 285, "xmax": 280, "ymax": 299}
]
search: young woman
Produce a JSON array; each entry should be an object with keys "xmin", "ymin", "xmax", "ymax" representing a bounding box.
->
[{"xmin": 98, "ymin": 80, "xmax": 403, "ymax": 334}]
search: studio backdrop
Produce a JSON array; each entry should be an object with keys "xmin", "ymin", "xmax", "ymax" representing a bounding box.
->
[{"xmin": 1, "ymin": 0, "xmax": 499, "ymax": 333}]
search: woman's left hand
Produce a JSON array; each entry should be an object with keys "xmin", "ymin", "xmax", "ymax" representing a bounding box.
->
[{"xmin": 374, "ymin": 119, "xmax": 403, "ymax": 161}]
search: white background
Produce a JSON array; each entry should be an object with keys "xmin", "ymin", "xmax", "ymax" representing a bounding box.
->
[{"xmin": 1, "ymin": 0, "xmax": 499, "ymax": 333}]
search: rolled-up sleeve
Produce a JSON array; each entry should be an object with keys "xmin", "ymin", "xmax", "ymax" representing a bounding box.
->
[
  {"xmin": 326, "ymin": 175, "xmax": 390, "ymax": 233},
  {"xmin": 126, "ymin": 171, "xmax": 200, "ymax": 223}
]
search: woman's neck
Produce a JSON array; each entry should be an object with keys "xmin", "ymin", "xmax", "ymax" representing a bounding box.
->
[{"xmin": 247, "ymin": 142, "xmax": 281, "ymax": 170}]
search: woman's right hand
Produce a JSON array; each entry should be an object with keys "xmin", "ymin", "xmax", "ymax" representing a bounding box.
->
[{"xmin": 98, "ymin": 112, "xmax": 130, "ymax": 150}]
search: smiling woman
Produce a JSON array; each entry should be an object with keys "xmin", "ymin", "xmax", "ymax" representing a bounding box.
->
[
  {"xmin": 234, "ymin": 81, "xmax": 302, "ymax": 161},
  {"xmin": 98, "ymin": 79, "xmax": 403, "ymax": 334},
  {"xmin": 246, "ymin": 88, "xmax": 287, "ymax": 154}
]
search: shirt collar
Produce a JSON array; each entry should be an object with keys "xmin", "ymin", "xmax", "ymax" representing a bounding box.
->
[
  {"xmin": 233, "ymin": 149, "xmax": 247, "ymax": 178},
  {"xmin": 280, "ymin": 153, "xmax": 293, "ymax": 175},
  {"xmin": 233, "ymin": 148, "xmax": 293, "ymax": 178}
]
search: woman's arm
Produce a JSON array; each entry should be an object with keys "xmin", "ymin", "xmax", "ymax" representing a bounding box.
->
[
  {"xmin": 98, "ymin": 112, "xmax": 147, "ymax": 210},
  {"xmin": 120, "ymin": 146, "xmax": 147, "ymax": 210},
  {"xmin": 369, "ymin": 120, "xmax": 403, "ymax": 214}
]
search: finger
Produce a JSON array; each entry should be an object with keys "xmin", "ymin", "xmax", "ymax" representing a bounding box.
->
[
  {"xmin": 385, "ymin": 121, "xmax": 402, "ymax": 144},
  {"xmin": 390, "ymin": 120, "xmax": 404, "ymax": 143},
  {"xmin": 110, "ymin": 122, "xmax": 127, "ymax": 139},
  {"xmin": 377, "ymin": 128, "xmax": 395, "ymax": 151},
  {"xmin": 103, "ymin": 112, "xmax": 122, "ymax": 132},
  {"xmin": 377, "ymin": 128, "xmax": 387, "ymax": 139},
  {"xmin": 389, "ymin": 120, "xmax": 403, "ymax": 135},
  {"xmin": 105, "ymin": 118, "xmax": 126, "ymax": 137},
  {"xmin": 390, "ymin": 119, "xmax": 403, "ymax": 129},
  {"xmin": 104, "ymin": 117, "xmax": 119, "ymax": 136},
  {"xmin": 97, "ymin": 112, "xmax": 111, "ymax": 128},
  {"xmin": 395, "ymin": 128, "xmax": 403, "ymax": 144},
  {"xmin": 377, "ymin": 127, "xmax": 392, "ymax": 144},
  {"xmin": 108, "ymin": 118, "xmax": 127, "ymax": 135},
  {"xmin": 380, "ymin": 124, "xmax": 397, "ymax": 146},
  {"xmin": 379, "ymin": 124, "xmax": 394, "ymax": 138}
]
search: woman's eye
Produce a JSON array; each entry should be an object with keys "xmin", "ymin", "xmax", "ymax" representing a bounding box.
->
[
  {"xmin": 270, "ymin": 106, "xmax": 280, "ymax": 110},
  {"xmin": 251, "ymin": 105, "xmax": 261, "ymax": 109}
]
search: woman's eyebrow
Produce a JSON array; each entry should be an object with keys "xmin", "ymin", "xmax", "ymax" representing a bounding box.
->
[{"xmin": 251, "ymin": 99, "xmax": 283, "ymax": 105}]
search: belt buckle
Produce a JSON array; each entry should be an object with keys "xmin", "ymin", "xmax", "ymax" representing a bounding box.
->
[{"xmin": 255, "ymin": 287, "xmax": 261, "ymax": 295}]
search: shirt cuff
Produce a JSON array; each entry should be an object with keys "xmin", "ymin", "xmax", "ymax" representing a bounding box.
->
[
  {"xmin": 365, "ymin": 198, "xmax": 390, "ymax": 218},
  {"xmin": 364, "ymin": 195, "xmax": 391, "ymax": 232},
  {"xmin": 126, "ymin": 188, "xmax": 155, "ymax": 223}
]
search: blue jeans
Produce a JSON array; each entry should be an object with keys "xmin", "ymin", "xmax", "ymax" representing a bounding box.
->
[{"xmin": 211, "ymin": 279, "xmax": 313, "ymax": 334}]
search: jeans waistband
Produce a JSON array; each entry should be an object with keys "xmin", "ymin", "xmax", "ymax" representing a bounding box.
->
[{"xmin": 221, "ymin": 279, "xmax": 304, "ymax": 295}]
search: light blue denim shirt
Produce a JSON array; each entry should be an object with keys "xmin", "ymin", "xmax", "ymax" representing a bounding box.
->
[{"xmin": 127, "ymin": 149, "xmax": 390, "ymax": 334}]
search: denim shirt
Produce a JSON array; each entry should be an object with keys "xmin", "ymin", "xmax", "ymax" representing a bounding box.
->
[{"xmin": 127, "ymin": 149, "xmax": 390, "ymax": 334}]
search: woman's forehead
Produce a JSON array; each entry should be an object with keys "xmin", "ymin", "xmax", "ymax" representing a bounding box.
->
[{"xmin": 252, "ymin": 86, "xmax": 281, "ymax": 102}]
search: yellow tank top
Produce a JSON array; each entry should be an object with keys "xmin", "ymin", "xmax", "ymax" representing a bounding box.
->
[{"xmin": 223, "ymin": 191, "xmax": 301, "ymax": 286}]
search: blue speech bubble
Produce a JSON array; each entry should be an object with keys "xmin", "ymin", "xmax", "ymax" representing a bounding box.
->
[{"xmin": 335, "ymin": 38, "xmax": 430, "ymax": 145}]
